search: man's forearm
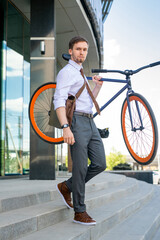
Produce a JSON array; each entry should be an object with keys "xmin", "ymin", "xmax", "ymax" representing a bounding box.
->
[
  {"xmin": 56, "ymin": 107, "xmax": 68, "ymax": 126},
  {"xmin": 92, "ymin": 84, "xmax": 102, "ymax": 99},
  {"xmin": 92, "ymin": 75, "xmax": 103, "ymax": 98}
]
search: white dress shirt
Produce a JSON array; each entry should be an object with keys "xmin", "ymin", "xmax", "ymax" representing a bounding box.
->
[{"xmin": 54, "ymin": 60, "xmax": 93, "ymax": 114}]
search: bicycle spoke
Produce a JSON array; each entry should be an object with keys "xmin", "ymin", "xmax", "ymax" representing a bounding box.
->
[
  {"xmin": 43, "ymin": 89, "xmax": 52, "ymax": 108},
  {"xmin": 35, "ymin": 101, "xmax": 49, "ymax": 113},
  {"xmin": 126, "ymin": 110, "xmax": 152, "ymax": 157},
  {"xmin": 121, "ymin": 93, "xmax": 158, "ymax": 165}
]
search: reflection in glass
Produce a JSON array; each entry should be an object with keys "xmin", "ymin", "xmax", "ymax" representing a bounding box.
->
[
  {"xmin": 2, "ymin": 2, "xmax": 30, "ymax": 175},
  {"xmin": 5, "ymin": 47, "xmax": 23, "ymax": 174},
  {"xmin": 0, "ymin": 41, "xmax": 7, "ymax": 176},
  {"xmin": 22, "ymin": 14, "xmax": 30, "ymax": 174}
]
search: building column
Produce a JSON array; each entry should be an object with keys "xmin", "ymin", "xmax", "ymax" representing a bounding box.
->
[
  {"xmin": 0, "ymin": 0, "xmax": 6, "ymax": 176},
  {"xmin": 30, "ymin": 0, "xmax": 55, "ymax": 179}
]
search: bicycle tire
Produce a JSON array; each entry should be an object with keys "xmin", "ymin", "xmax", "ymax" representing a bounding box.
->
[
  {"xmin": 29, "ymin": 82, "xmax": 64, "ymax": 144},
  {"xmin": 121, "ymin": 93, "xmax": 158, "ymax": 165}
]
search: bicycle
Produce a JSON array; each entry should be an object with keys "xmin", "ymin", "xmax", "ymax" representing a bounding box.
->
[{"xmin": 29, "ymin": 56, "xmax": 159, "ymax": 165}]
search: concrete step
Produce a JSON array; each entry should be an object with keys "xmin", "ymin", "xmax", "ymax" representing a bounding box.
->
[
  {"xmin": 17, "ymin": 180, "xmax": 154, "ymax": 240},
  {"xmin": 0, "ymin": 176, "xmax": 137, "ymax": 240},
  {"xmin": 99, "ymin": 186, "xmax": 160, "ymax": 240},
  {"xmin": 0, "ymin": 173, "xmax": 125, "ymax": 213},
  {"xmin": 0, "ymin": 178, "xmax": 64, "ymax": 213},
  {"xmin": 152, "ymin": 217, "xmax": 160, "ymax": 240},
  {"xmin": 86, "ymin": 176, "xmax": 138, "ymax": 210}
]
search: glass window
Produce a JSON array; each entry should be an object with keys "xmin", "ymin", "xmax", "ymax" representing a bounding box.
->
[
  {"xmin": 22, "ymin": 20, "xmax": 30, "ymax": 174},
  {"xmin": 0, "ymin": 41, "xmax": 7, "ymax": 176},
  {"xmin": 5, "ymin": 47, "xmax": 23, "ymax": 174},
  {"xmin": 1, "ymin": 1, "xmax": 30, "ymax": 176},
  {"xmin": 5, "ymin": 2, "xmax": 23, "ymax": 175}
]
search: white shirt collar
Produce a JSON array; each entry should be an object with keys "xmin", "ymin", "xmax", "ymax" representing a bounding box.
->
[{"xmin": 69, "ymin": 59, "xmax": 82, "ymax": 71}]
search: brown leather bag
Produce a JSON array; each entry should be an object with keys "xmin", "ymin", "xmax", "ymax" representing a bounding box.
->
[
  {"xmin": 49, "ymin": 82, "xmax": 85, "ymax": 128},
  {"xmin": 65, "ymin": 95, "xmax": 76, "ymax": 127},
  {"xmin": 65, "ymin": 81, "xmax": 85, "ymax": 127}
]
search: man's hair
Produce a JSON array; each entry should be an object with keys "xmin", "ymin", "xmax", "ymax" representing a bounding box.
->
[{"xmin": 69, "ymin": 36, "xmax": 89, "ymax": 49}]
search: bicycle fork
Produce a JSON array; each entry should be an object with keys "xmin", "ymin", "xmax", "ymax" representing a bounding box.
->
[{"xmin": 126, "ymin": 91, "xmax": 144, "ymax": 132}]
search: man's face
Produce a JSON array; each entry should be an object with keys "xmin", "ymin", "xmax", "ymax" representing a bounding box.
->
[{"xmin": 69, "ymin": 41, "xmax": 88, "ymax": 65}]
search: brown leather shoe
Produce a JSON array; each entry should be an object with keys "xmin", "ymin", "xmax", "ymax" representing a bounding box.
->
[
  {"xmin": 73, "ymin": 211, "xmax": 96, "ymax": 225},
  {"xmin": 56, "ymin": 181, "xmax": 73, "ymax": 209}
]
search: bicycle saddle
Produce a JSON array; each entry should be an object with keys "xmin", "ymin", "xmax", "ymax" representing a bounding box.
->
[{"xmin": 62, "ymin": 53, "xmax": 71, "ymax": 61}]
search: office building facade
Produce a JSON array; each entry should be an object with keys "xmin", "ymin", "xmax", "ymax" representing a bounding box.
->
[{"xmin": 0, "ymin": 0, "xmax": 113, "ymax": 178}]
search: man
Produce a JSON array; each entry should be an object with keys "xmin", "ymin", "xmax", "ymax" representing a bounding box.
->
[{"xmin": 54, "ymin": 36, "xmax": 106, "ymax": 225}]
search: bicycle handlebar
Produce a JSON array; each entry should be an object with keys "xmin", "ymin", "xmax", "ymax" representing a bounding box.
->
[
  {"xmin": 149, "ymin": 61, "xmax": 160, "ymax": 67},
  {"xmin": 92, "ymin": 69, "xmax": 126, "ymax": 75},
  {"xmin": 92, "ymin": 60, "xmax": 160, "ymax": 76}
]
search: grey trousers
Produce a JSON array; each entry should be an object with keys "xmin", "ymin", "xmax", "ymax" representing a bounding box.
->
[{"xmin": 66, "ymin": 114, "xmax": 106, "ymax": 213}]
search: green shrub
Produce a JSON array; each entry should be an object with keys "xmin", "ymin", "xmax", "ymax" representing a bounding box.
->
[{"xmin": 106, "ymin": 148, "xmax": 127, "ymax": 170}]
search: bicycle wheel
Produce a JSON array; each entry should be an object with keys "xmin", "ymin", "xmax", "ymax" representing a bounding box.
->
[
  {"xmin": 29, "ymin": 82, "xmax": 64, "ymax": 144},
  {"xmin": 121, "ymin": 93, "xmax": 158, "ymax": 165}
]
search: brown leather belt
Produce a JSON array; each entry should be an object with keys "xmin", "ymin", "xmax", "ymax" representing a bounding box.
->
[{"xmin": 74, "ymin": 111, "xmax": 93, "ymax": 119}]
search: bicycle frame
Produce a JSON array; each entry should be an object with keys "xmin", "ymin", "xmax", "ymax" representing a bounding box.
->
[
  {"xmin": 88, "ymin": 60, "xmax": 160, "ymax": 131},
  {"xmin": 87, "ymin": 74, "xmax": 142, "ymax": 132}
]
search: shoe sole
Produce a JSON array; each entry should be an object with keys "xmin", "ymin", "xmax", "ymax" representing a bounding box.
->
[
  {"xmin": 56, "ymin": 184, "xmax": 73, "ymax": 209},
  {"xmin": 73, "ymin": 220, "xmax": 96, "ymax": 225}
]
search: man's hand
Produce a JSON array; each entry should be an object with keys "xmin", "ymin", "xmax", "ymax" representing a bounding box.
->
[
  {"xmin": 92, "ymin": 75, "xmax": 103, "ymax": 86},
  {"xmin": 63, "ymin": 127, "xmax": 75, "ymax": 145}
]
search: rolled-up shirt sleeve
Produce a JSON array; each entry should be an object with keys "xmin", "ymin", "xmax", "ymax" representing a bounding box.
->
[{"xmin": 54, "ymin": 68, "xmax": 73, "ymax": 110}]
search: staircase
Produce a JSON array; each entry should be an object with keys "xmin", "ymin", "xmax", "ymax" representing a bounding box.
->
[{"xmin": 0, "ymin": 173, "xmax": 160, "ymax": 240}]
